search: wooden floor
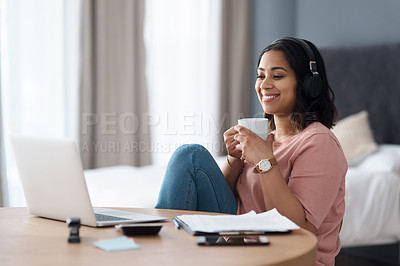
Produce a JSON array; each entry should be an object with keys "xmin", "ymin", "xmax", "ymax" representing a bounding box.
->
[{"xmin": 336, "ymin": 243, "xmax": 399, "ymax": 266}]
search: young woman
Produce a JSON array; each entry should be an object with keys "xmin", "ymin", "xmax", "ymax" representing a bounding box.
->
[{"xmin": 156, "ymin": 37, "xmax": 347, "ymax": 266}]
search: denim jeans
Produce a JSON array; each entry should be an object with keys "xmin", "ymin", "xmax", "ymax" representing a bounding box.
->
[{"xmin": 155, "ymin": 144, "xmax": 237, "ymax": 214}]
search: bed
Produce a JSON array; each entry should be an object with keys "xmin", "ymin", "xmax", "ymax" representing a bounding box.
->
[
  {"xmin": 320, "ymin": 43, "xmax": 400, "ymax": 249},
  {"xmin": 84, "ymin": 43, "xmax": 400, "ymax": 255}
]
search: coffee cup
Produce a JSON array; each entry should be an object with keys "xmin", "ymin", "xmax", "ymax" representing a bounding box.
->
[{"xmin": 238, "ymin": 118, "xmax": 269, "ymax": 140}]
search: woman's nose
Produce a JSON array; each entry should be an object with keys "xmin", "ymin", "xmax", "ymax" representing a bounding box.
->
[{"xmin": 259, "ymin": 76, "xmax": 273, "ymax": 91}]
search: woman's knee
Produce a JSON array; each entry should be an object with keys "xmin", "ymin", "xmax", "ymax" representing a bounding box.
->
[
  {"xmin": 168, "ymin": 144, "xmax": 214, "ymax": 173},
  {"xmin": 175, "ymin": 143, "xmax": 208, "ymax": 153},
  {"xmin": 172, "ymin": 144, "xmax": 210, "ymax": 160}
]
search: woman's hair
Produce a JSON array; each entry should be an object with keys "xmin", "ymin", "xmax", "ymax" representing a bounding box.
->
[{"xmin": 257, "ymin": 37, "xmax": 338, "ymax": 131}]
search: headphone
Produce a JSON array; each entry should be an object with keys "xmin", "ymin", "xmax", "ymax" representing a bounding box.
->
[{"xmin": 273, "ymin": 37, "xmax": 323, "ymax": 98}]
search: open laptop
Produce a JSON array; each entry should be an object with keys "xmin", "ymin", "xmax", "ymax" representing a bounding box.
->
[{"xmin": 9, "ymin": 135, "xmax": 167, "ymax": 227}]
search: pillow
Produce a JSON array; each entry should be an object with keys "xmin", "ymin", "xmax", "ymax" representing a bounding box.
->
[{"xmin": 331, "ymin": 110, "xmax": 378, "ymax": 165}]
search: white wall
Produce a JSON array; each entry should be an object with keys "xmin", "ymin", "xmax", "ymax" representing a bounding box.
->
[
  {"xmin": 296, "ymin": 0, "xmax": 400, "ymax": 48},
  {"xmin": 251, "ymin": 0, "xmax": 400, "ymax": 116},
  {"xmin": 252, "ymin": 0, "xmax": 296, "ymax": 117}
]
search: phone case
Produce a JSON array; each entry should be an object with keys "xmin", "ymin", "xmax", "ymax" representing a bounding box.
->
[
  {"xmin": 115, "ymin": 223, "xmax": 163, "ymax": 236},
  {"xmin": 197, "ymin": 236, "xmax": 270, "ymax": 246}
]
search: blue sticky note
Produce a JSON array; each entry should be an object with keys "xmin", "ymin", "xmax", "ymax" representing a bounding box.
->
[{"xmin": 94, "ymin": 236, "xmax": 140, "ymax": 251}]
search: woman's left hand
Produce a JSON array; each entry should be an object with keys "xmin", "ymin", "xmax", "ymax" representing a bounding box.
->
[{"xmin": 234, "ymin": 125, "xmax": 275, "ymax": 165}]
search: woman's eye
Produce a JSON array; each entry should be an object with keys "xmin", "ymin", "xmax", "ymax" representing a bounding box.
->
[
  {"xmin": 257, "ymin": 75, "xmax": 265, "ymax": 79},
  {"xmin": 273, "ymin": 75, "xmax": 283, "ymax": 79}
]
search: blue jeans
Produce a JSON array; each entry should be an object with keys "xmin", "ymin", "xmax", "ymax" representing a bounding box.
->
[{"xmin": 155, "ymin": 144, "xmax": 237, "ymax": 214}]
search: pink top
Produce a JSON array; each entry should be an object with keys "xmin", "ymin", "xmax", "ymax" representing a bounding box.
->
[{"xmin": 236, "ymin": 122, "xmax": 347, "ymax": 266}]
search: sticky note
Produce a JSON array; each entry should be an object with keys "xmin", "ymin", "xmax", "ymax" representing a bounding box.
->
[{"xmin": 94, "ymin": 236, "xmax": 140, "ymax": 251}]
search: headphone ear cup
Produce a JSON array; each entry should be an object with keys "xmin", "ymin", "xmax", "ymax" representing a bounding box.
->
[{"xmin": 302, "ymin": 74, "xmax": 322, "ymax": 98}]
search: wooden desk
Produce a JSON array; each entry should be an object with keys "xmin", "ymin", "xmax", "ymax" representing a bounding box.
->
[{"xmin": 0, "ymin": 207, "xmax": 317, "ymax": 266}]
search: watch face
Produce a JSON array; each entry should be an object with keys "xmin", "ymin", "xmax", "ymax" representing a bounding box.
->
[{"xmin": 259, "ymin": 160, "xmax": 271, "ymax": 171}]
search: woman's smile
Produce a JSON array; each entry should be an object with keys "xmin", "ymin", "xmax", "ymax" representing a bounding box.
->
[{"xmin": 262, "ymin": 93, "xmax": 279, "ymax": 103}]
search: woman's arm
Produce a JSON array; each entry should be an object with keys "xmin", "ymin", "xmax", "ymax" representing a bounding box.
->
[
  {"xmin": 234, "ymin": 126, "xmax": 317, "ymax": 232},
  {"xmin": 222, "ymin": 127, "xmax": 244, "ymax": 193},
  {"xmin": 221, "ymin": 155, "xmax": 243, "ymax": 193},
  {"xmin": 258, "ymin": 167, "xmax": 317, "ymax": 232}
]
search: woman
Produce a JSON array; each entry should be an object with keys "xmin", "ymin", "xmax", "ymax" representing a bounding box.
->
[{"xmin": 156, "ymin": 37, "xmax": 347, "ymax": 266}]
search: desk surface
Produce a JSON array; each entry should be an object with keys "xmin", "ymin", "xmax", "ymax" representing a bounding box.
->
[{"xmin": 0, "ymin": 207, "xmax": 317, "ymax": 266}]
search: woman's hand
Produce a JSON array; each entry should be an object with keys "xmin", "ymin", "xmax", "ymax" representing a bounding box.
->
[
  {"xmin": 234, "ymin": 125, "xmax": 274, "ymax": 165},
  {"xmin": 223, "ymin": 126, "xmax": 242, "ymax": 159}
]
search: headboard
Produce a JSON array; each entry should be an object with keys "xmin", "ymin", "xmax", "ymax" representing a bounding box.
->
[{"xmin": 320, "ymin": 43, "xmax": 400, "ymax": 145}]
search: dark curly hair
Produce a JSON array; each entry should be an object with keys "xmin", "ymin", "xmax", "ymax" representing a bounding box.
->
[{"xmin": 258, "ymin": 37, "xmax": 337, "ymax": 131}]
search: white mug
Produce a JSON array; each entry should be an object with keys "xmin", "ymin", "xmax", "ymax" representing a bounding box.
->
[{"xmin": 238, "ymin": 118, "xmax": 269, "ymax": 140}]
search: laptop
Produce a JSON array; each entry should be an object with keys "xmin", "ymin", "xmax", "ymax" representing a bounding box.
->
[{"xmin": 9, "ymin": 135, "xmax": 167, "ymax": 227}]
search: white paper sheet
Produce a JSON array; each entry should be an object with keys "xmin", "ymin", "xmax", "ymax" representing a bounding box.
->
[{"xmin": 175, "ymin": 208, "xmax": 300, "ymax": 233}]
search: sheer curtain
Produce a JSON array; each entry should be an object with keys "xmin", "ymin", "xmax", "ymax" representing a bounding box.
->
[
  {"xmin": 0, "ymin": 0, "xmax": 80, "ymax": 206},
  {"xmin": 0, "ymin": 35, "xmax": 4, "ymax": 206},
  {"xmin": 144, "ymin": 0, "xmax": 223, "ymax": 165}
]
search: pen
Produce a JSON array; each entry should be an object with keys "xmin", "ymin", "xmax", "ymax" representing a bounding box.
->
[{"xmin": 172, "ymin": 218, "xmax": 181, "ymax": 229}]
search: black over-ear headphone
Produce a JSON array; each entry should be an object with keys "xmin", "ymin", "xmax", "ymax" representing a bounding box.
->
[{"xmin": 274, "ymin": 37, "xmax": 323, "ymax": 98}]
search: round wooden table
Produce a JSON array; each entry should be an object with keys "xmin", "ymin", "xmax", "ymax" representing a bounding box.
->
[{"xmin": 0, "ymin": 207, "xmax": 317, "ymax": 266}]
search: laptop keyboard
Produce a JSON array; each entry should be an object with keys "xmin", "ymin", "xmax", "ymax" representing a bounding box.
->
[{"xmin": 95, "ymin": 213, "xmax": 130, "ymax": 222}]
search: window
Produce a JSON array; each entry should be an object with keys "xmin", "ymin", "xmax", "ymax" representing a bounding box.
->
[
  {"xmin": 144, "ymin": 0, "xmax": 223, "ymax": 165},
  {"xmin": 1, "ymin": 0, "xmax": 223, "ymax": 206},
  {"xmin": 0, "ymin": 0, "xmax": 80, "ymax": 206}
]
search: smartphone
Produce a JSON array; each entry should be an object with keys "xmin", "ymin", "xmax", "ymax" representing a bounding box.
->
[{"xmin": 197, "ymin": 236, "xmax": 270, "ymax": 246}]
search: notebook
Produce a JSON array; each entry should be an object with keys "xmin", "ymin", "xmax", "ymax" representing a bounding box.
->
[{"xmin": 9, "ymin": 135, "xmax": 167, "ymax": 227}]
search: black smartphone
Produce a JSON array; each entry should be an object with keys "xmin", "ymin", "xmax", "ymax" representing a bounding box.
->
[{"xmin": 197, "ymin": 236, "xmax": 270, "ymax": 246}]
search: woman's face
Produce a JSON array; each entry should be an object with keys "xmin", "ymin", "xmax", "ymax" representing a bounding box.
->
[{"xmin": 255, "ymin": 50, "xmax": 297, "ymax": 117}]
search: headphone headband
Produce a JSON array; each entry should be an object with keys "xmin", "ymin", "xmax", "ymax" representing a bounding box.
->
[
  {"xmin": 273, "ymin": 37, "xmax": 319, "ymax": 78},
  {"xmin": 271, "ymin": 37, "xmax": 322, "ymax": 98}
]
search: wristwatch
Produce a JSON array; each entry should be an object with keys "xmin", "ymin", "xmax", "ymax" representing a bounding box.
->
[{"xmin": 253, "ymin": 157, "xmax": 278, "ymax": 173}]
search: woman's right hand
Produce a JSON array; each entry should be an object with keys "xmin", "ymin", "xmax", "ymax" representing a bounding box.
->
[{"xmin": 223, "ymin": 126, "xmax": 242, "ymax": 159}]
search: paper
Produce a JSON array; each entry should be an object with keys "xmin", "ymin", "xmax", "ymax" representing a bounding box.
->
[
  {"xmin": 93, "ymin": 236, "xmax": 140, "ymax": 251},
  {"xmin": 175, "ymin": 208, "xmax": 300, "ymax": 234}
]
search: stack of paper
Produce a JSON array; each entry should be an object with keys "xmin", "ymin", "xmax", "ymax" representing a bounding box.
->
[{"xmin": 174, "ymin": 208, "xmax": 300, "ymax": 236}]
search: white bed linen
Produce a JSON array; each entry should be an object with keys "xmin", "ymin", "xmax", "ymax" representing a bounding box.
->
[
  {"xmin": 85, "ymin": 165, "xmax": 165, "ymax": 208},
  {"xmin": 339, "ymin": 144, "xmax": 400, "ymax": 247},
  {"xmin": 84, "ymin": 145, "xmax": 400, "ymax": 247},
  {"xmin": 85, "ymin": 156, "xmax": 226, "ymax": 208},
  {"xmin": 339, "ymin": 168, "xmax": 400, "ymax": 247}
]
